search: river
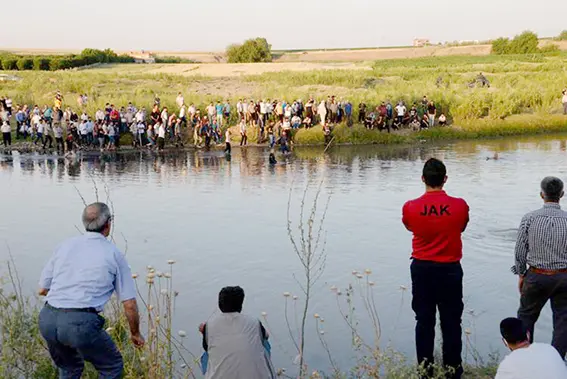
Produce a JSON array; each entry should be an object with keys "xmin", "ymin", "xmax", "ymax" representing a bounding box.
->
[{"xmin": 1, "ymin": 134, "xmax": 566, "ymax": 373}]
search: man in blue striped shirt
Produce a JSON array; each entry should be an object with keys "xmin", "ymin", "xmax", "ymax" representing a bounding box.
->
[
  {"xmin": 514, "ymin": 176, "xmax": 567, "ymax": 359},
  {"xmin": 38, "ymin": 202, "xmax": 144, "ymax": 378}
]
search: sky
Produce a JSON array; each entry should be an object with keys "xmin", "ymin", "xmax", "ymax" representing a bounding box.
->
[{"xmin": 2, "ymin": 0, "xmax": 566, "ymax": 52}]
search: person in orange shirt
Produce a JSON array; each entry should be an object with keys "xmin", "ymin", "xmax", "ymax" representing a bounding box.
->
[{"xmin": 402, "ymin": 158, "xmax": 469, "ymax": 379}]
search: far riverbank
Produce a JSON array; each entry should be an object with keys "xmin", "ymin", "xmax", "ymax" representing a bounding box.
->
[{"xmin": 2, "ymin": 114, "xmax": 566, "ymax": 155}]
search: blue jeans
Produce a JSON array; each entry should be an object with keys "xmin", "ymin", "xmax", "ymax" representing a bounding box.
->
[{"xmin": 38, "ymin": 305, "xmax": 123, "ymax": 379}]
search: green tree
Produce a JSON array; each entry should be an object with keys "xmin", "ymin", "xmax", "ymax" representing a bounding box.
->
[
  {"xmin": 226, "ymin": 38, "xmax": 272, "ymax": 63},
  {"xmin": 508, "ymin": 31, "xmax": 539, "ymax": 54},
  {"xmin": 16, "ymin": 58, "xmax": 33, "ymax": 70},
  {"xmin": 491, "ymin": 37, "xmax": 510, "ymax": 55},
  {"xmin": 557, "ymin": 30, "xmax": 567, "ymax": 41},
  {"xmin": 33, "ymin": 57, "xmax": 51, "ymax": 71},
  {"xmin": 2, "ymin": 57, "xmax": 18, "ymax": 70}
]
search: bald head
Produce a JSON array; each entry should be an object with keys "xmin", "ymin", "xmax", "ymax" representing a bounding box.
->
[
  {"xmin": 82, "ymin": 202, "xmax": 112, "ymax": 234},
  {"xmin": 541, "ymin": 177, "xmax": 564, "ymax": 203}
]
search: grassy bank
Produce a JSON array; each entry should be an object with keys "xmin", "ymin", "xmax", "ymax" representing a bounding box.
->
[{"xmin": 290, "ymin": 115, "xmax": 567, "ymax": 146}]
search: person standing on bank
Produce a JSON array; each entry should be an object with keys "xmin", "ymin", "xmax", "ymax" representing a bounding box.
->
[
  {"xmin": 514, "ymin": 176, "xmax": 567, "ymax": 359},
  {"xmin": 38, "ymin": 202, "xmax": 144, "ymax": 378},
  {"xmin": 402, "ymin": 158, "xmax": 470, "ymax": 379}
]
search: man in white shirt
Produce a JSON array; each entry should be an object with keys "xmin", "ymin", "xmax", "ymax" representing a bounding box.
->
[
  {"xmin": 157, "ymin": 122, "xmax": 166, "ymax": 150},
  {"xmin": 95, "ymin": 109, "xmax": 105, "ymax": 123},
  {"xmin": 495, "ymin": 317, "xmax": 567, "ymax": 379},
  {"xmin": 395, "ymin": 102, "xmax": 406, "ymax": 125},
  {"xmin": 176, "ymin": 92, "xmax": 184, "ymax": 108},
  {"xmin": 562, "ymin": 89, "xmax": 567, "ymax": 115}
]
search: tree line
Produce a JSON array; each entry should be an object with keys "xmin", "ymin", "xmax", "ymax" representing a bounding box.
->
[
  {"xmin": 0, "ymin": 48, "xmax": 134, "ymax": 71},
  {"xmin": 492, "ymin": 30, "xmax": 565, "ymax": 55}
]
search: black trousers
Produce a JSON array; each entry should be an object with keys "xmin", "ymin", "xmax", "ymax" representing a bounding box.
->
[
  {"xmin": 3, "ymin": 132, "xmax": 11, "ymax": 146},
  {"xmin": 55, "ymin": 137, "xmax": 64, "ymax": 151},
  {"xmin": 411, "ymin": 259, "xmax": 463, "ymax": 379},
  {"xmin": 225, "ymin": 142, "xmax": 231, "ymax": 154},
  {"xmin": 518, "ymin": 269, "xmax": 567, "ymax": 358},
  {"xmin": 43, "ymin": 135, "xmax": 53, "ymax": 148}
]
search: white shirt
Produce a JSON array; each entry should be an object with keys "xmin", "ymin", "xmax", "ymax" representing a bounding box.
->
[
  {"xmin": 1, "ymin": 123, "xmax": 10, "ymax": 133},
  {"xmin": 79, "ymin": 122, "xmax": 88, "ymax": 135},
  {"xmin": 54, "ymin": 127, "xmax": 63, "ymax": 138},
  {"xmin": 176, "ymin": 95, "xmax": 184, "ymax": 108},
  {"xmin": 179, "ymin": 106, "xmax": 186, "ymax": 118},
  {"xmin": 225, "ymin": 130, "xmax": 230, "ymax": 142},
  {"xmin": 260, "ymin": 102, "xmax": 267, "ymax": 114},
  {"xmin": 562, "ymin": 94, "xmax": 567, "ymax": 104},
  {"xmin": 495, "ymin": 343, "xmax": 567, "ymax": 379},
  {"xmin": 242, "ymin": 102, "xmax": 248, "ymax": 112},
  {"xmin": 207, "ymin": 105, "xmax": 215, "ymax": 116},
  {"xmin": 32, "ymin": 114, "xmax": 41, "ymax": 126},
  {"xmin": 5, "ymin": 99, "xmax": 12, "ymax": 107},
  {"xmin": 81, "ymin": 113, "xmax": 88, "ymax": 122},
  {"xmin": 95, "ymin": 110, "xmax": 105, "ymax": 121},
  {"xmin": 38, "ymin": 123, "xmax": 45, "ymax": 134},
  {"xmin": 396, "ymin": 105, "xmax": 406, "ymax": 116},
  {"xmin": 135, "ymin": 111, "xmax": 144, "ymax": 123},
  {"xmin": 237, "ymin": 102, "xmax": 243, "ymax": 112},
  {"xmin": 158, "ymin": 124, "xmax": 166, "ymax": 138},
  {"xmin": 189, "ymin": 105, "xmax": 196, "ymax": 116}
]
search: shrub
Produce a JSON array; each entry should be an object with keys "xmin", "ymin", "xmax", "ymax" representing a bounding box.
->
[
  {"xmin": 227, "ymin": 38, "xmax": 272, "ymax": 63},
  {"xmin": 16, "ymin": 58, "xmax": 33, "ymax": 70},
  {"xmin": 557, "ymin": 30, "xmax": 567, "ymax": 41},
  {"xmin": 2, "ymin": 57, "xmax": 18, "ymax": 70},
  {"xmin": 508, "ymin": 31, "xmax": 539, "ymax": 54},
  {"xmin": 33, "ymin": 57, "xmax": 51, "ymax": 71},
  {"xmin": 491, "ymin": 37, "xmax": 510, "ymax": 55},
  {"xmin": 540, "ymin": 43, "xmax": 560, "ymax": 55},
  {"xmin": 492, "ymin": 31, "xmax": 539, "ymax": 55}
]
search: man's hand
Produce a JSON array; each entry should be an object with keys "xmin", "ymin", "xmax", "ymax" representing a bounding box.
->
[
  {"xmin": 199, "ymin": 323, "xmax": 206, "ymax": 334},
  {"xmin": 131, "ymin": 333, "xmax": 145, "ymax": 348},
  {"xmin": 518, "ymin": 275, "xmax": 525, "ymax": 294},
  {"xmin": 38, "ymin": 288, "xmax": 49, "ymax": 296}
]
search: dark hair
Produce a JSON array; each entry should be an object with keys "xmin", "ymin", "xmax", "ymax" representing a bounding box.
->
[
  {"xmin": 500, "ymin": 317, "xmax": 528, "ymax": 344},
  {"xmin": 541, "ymin": 176, "xmax": 564, "ymax": 202},
  {"xmin": 218, "ymin": 286, "xmax": 245, "ymax": 313},
  {"xmin": 422, "ymin": 158, "xmax": 447, "ymax": 188}
]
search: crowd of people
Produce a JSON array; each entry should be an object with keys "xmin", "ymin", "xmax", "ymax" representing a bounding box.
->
[{"xmin": 0, "ymin": 92, "xmax": 450, "ymax": 153}]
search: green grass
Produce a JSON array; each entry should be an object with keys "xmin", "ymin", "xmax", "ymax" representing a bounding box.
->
[{"xmin": 2, "ymin": 52, "xmax": 567, "ymax": 147}]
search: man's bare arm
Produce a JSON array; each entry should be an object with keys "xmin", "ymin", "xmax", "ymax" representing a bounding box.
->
[
  {"xmin": 123, "ymin": 299, "xmax": 144, "ymax": 347},
  {"xmin": 38, "ymin": 288, "xmax": 49, "ymax": 296}
]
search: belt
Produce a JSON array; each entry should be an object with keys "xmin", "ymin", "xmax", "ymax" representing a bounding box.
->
[
  {"xmin": 529, "ymin": 267, "xmax": 567, "ymax": 276},
  {"xmin": 45, "ymin": 302, "xmax": 99, "ymax": 314}
]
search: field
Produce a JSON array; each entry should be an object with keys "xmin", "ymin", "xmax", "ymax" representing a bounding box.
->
[{"xmin": 1, "ymin": 51, "xmax": 567, "ymax": 146}]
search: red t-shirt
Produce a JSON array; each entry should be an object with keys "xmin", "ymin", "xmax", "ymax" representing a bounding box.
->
[{"xmin": 402, "ymin": 190, "xmax": 469, "ymax": 263}]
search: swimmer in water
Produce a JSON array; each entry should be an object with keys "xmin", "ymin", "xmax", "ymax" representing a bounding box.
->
[{"xmin": 486, "ymin": 152, "xmax": 499, "ymax": 161}]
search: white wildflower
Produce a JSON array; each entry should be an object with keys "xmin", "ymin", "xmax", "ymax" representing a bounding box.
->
[
  {"xmin": 178, "ymin": 330, "xmax": 187, "ymax": 337},
  {"xmin": 283, "ymin": 292, "xmax": 291, "ymax": 297},
  {"xmin": 292, "ymin": 295, "xmax": 298, "ymax": 300},
  {"xmin": 167, "ymin": 260, "xmax": 176, "ymax": 265},
  {"xmin": 132, "ymin": 273, "xmax": 138, "ymax": 279},
  {"xmin": 314, "ymin": 313, "xmax": 320, "ymax": 319},
  {"xmin": 356, "ymin": 274, "xmax": 364, "ymax": 279},
  {"xmin": 105, "ymin": 327, "xmax": 114, "ymax": 333},
  {"xmin": 261, "ymin": 311, "xmax": 268, "ymax": 317},
  {"xmin": 160, "ymin": 289, "xmax": 168, "ymax": 295},
  {"xmin": 368, "ymin": 281, "xmax": 375, "ymax": 286},
  {"xmin": 364, "ymin": 269, "xmax": 372, "ymax": 275},
  {"xmin": 330, "ymin": 285, "xmax": 337, "ymax": 292}
]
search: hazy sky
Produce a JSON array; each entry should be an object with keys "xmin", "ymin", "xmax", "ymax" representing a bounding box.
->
[{"xmin": 3, "ymin": 0, "xmax": 566, "ymax": 51}]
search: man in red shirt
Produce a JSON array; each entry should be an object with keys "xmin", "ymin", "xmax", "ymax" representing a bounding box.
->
[{"xmin": 402, "ymin": 158, "xmax": 469, "ymax": 379}]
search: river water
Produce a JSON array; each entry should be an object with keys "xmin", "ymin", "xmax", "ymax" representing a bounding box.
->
[{"xmin": 1, "ymin": 134, "xmax": 567, "ymax": 373}]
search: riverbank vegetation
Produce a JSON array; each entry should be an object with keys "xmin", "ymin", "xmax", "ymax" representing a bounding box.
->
[
  {"xmin": 0, "ymin": 48, "xmax": 134, "ymax": 71},
  {"xmin": 2, "ymin": 49, "xmax": 567, "ymax": 147}
]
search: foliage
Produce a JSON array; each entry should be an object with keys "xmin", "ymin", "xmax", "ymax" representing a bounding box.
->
[
  {"xmin": 226, "ymin": 38, "xmax": 272, "ymax": 63},
  {"xmin": 33, "ymin": 58, "xmax": 50, "ymax": 71},
  {"xmin": 154, "ymin": 57, "xmax": 196, "ymax": 64},
  {"xmin": 0, "ymin": 49, "xmax": 134, "ymax": 72},
  {"xmin": 557, "ymin": 30, "xmax": 567, "ymax": 41},
  {"xmin": 540, "ymin": 43, "xmax": 561, "ymax": 55},
  {"xmin": 16, "ymin": 58, "xmax": 34, "ymax": 70},
  {"xmin": 1, "ymin": 57, "xmax": 18, "ymax": 70},
  {"xmin": 492, "ymin": 31, "xmax": 540, "ymax": 55},
  {"xmin": 491, "ymin": 38, "xmax": 510, "ymax": 55}
]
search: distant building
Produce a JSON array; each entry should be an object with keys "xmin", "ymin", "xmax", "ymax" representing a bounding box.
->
[
  {"xmin": 413, "ymin": 38, "xmax": 430, "ymax": 47},
  {"xmin": 129, "ymin": 51, "xmax": 156, "ymax": 64}
]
